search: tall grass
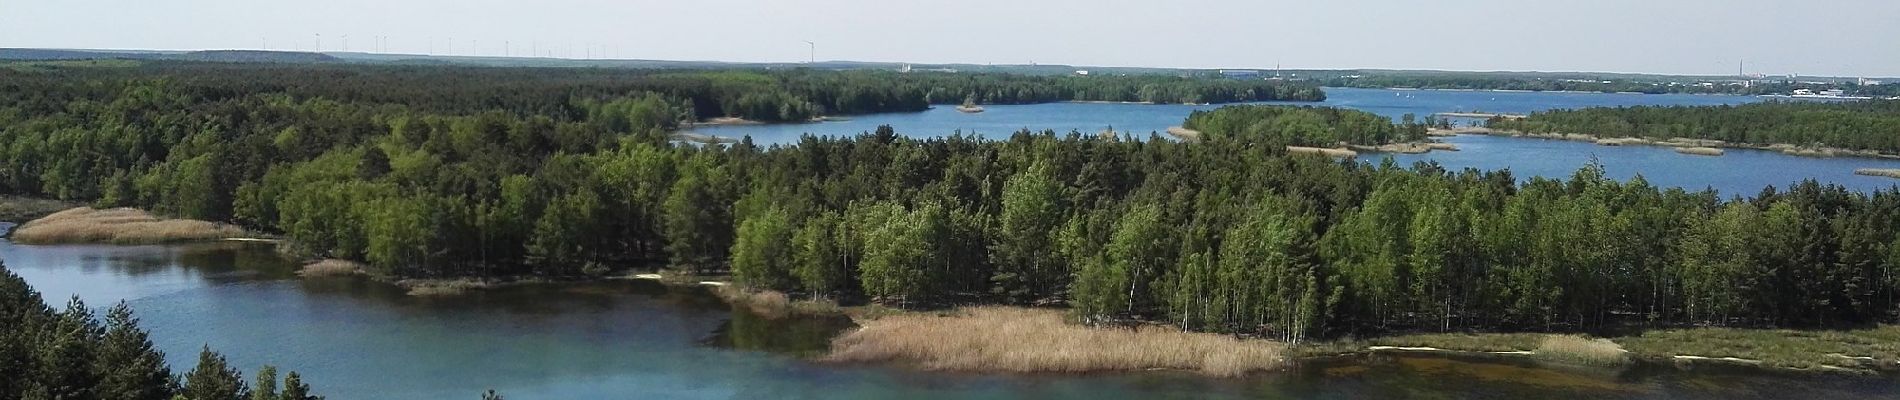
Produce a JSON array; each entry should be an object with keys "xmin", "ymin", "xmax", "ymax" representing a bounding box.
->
[
  {"xmin": 399, "ymin": 279, "xmax": 494, "ymax": 296},
  {"xmin": 1674, "ymin": 147, "xmax": 1725, "ymax": 156},
  {"xmin": 1534, "ymin": 335, "xmax": 1629, "ymax": 366},
  {"xmin": 826, "ymin": 306, "xmax": 1286, "ymax": 376},
  {"xmin": 1619, "ymin": 325, "xmax": 1900, "ymax": 371},
  {"xmin": 713, "ymin": 286, "xmax": 840, "ymax": 319},
  {"xmin": 10, "ymin": 207, "xmax": 246, "ymax": 244},
  {"xmin": 297, "ymin": 259, "xmax": 365, "ymax": 278}
]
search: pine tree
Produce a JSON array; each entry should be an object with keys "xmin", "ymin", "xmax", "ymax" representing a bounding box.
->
[
  {"xmin": 95, "ymin": 302, "xmax": 175, "ymax": 400},
  {"xmin": 181, "ymin": 346, "xmax": 247, "ymax": 400},
  {"xmin": 280, "ymin": 371, "xmax": 315, "ymax": 400}
]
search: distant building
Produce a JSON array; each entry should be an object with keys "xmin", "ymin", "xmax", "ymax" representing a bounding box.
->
[
  {"xmin": 1219, "ymin": 69, "xmax": 1261, "ymax": 79},
  {"xmin": 1075, "ymin": 70, "xmax": 1090, "ymax": 76}
]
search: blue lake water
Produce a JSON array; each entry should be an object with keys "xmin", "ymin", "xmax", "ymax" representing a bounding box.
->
[
  {"xmin": 5, "ymin": 236, "xmax": 1897, "ymax": 400},
  {"xmin": 697, "ymin": 87, "xmax": 1900, "ymax": 196}
]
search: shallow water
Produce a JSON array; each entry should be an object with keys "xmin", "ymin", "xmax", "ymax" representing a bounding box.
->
[
  {"xmin": 2, "ymin": 232, "xmax": 1896, "ymax": 399},
  {"xmin": 696, "ymin": 87, "xmax": 1900, "ymax": 196}
]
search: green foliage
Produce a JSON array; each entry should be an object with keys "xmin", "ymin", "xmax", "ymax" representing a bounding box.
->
[
  {"xmin": 1184, "ymin": 105, "xmax": 1425, "ymax": 146},
  {"xmin": 791, "ymin": 211, "xmax": 849, "ymax": 298},
  {"xmin": 853, "ymin": 201, "xmax": 938, "ymax": 305},
  {"xmin": 7, "ymin": 61, "xmax": 1900, "ymax": 343},
  {"xmin": 989, "ymin": 162, "xmax": 1069, "ymax": 302},
  {"xmin": 97, "ymin": 302, "xmax": 175, "ymax": 400},
  {"xmin": 0, "ymin": 263, "xmax": 320, "ymax": 400},
  {"xmin": 731, "ymin": 206, "xmax": 796, "ymax": 289},
  {"xmin": 1490, "ymin": 100, "xmax": 1900, "ymax": 153},
  {"xmin": 181, "ymin": 346, "xmax": 246, "ymax": 400}
]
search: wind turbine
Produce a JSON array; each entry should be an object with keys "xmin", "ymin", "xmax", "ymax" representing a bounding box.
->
[
  {"xmin": 315, "ymin": 33, "xmax": 322, "ymax": 52},
  {"xmin": 804, "ymin": 41, "xmax": 815, "ymax": 64},
  {"xmin": 341, "ymin": 35, "xmax": 349, "ymax": 52}
]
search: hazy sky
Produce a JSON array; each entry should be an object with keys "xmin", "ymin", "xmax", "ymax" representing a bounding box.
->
[{"xmin": 6, "ymin": 0, "xmax": 1898, "ymax": 77}]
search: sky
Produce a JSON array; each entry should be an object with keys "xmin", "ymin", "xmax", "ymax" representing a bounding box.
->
[{"xmin": 5, "ymin": 0, "xmax": 1898, "ymax": 77}]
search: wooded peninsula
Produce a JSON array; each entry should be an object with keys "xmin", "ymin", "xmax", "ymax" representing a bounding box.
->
[
  {"xmin": 3, "ymin": 61, "xmax": 1899, "ymax": 365},
  {"xmin": 1486, "ymin": 100, "xmax": 1900, "ymax": 154}
]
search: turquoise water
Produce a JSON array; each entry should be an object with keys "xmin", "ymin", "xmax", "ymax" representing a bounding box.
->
[
  {"xmin": 3, "ymin": 232, "xmax": 1897, "ymax": 399},
  {"xmin": 697, "ymin": 88, "xmax": 1900, "ymax": 196}
]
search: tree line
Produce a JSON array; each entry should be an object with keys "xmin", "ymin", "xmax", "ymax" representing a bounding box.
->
[
  {"xmin": 0, "ymin": 263, "xmax": 320, "ymax": 400},
  {"xmin": 0, "ymin": 61, "xmax": 1322, "ymax": 124},
  {"xmin": 1317, "ymin": 72, "xmax": 1899, "ymax": 96},
  {"xmin": 1487, "ymin": 100, "xmax": 1900, "ymax": 153},
  {"xmin": 4, "ymin": 62, "xmax": 1899, "ymax": 343},
  {"xmin": 1181, "ymin": 105, "xmax": 1427, "ymax": 146}
]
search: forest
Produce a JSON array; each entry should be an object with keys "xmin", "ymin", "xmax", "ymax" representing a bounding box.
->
[
  {"xmin": 1318, "ymin": 72, "xmax": 1900, "ymax": 96},
  {"xmin": 2, "ymin": 62, "xmax": 1899, "ymax": 343},
  {"xmin": 1181, "ymin": 105, "xmax": 1426, "ymax": 146},
  {"xmin": 0, "ymin": 61, "xmax": 1321, "ymax": 124},
  {"xmin": 1487, "ymin": 100, "xmax": 1900, "ymax": 153},
  {"xmin": 0, "ymin": 263, "xmax": 320, "ymax": 399}
]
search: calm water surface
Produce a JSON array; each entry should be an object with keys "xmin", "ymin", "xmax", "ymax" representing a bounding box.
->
[
  {"xmin": 698, "ymin": 87, "xmax": 1900, "ymax": 196},
  {"xmin": 2, "ymin": 229, "xmax": 1896, "ymax": 399}
]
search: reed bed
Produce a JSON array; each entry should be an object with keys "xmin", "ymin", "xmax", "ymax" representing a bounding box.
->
[
  {"xmin": 1618, "ymin": 325, "xmax": 1900, "ymax": 371},
  {"xmin": 10, "ymin": 207, "xmax": 246, "ymax": 244},
  {"xmin": 1674, "ymin": 147, "xmax": 1725, "ymax": 156},
  {"xmin": 1855, "ymin": 168, "xmax": 1900, "ymax": 179},
  {"xmin": 297, "ymin": 259, "xmax": 366, "ymax": 278},
  {"xmin": 1534, "ymin": 335, "xmax": 1629, "ymax": 366},
  {"xmin": 1364, "ymin": 332, "xmax": 1546, "ymax": 352},
  {"xmin": 1286, "ymin": 146, "xmax": 1358, "ymax": 158},
  {"xmin": 713, "ymin": 286, "xmax": 841, "ymax": 319},
  {"xmin": 826, "ymin": 306, "xmax": 1286, "ymax": 376},
  {"xmin": 1165, "ymin": 126, "xmax": 1203, "ymax": 141},
  {"xmin": 400, "ymin": 279, "xmax": 495, "ymax": 296}
]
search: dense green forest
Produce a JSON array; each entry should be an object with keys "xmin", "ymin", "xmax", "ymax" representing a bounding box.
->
[
  {"xmin": 1318, "ymin": 72, "xmax": 1899, "ymax": 96},
  {"xmin": 0, "ymin": 61, "xmax": 1321, "ymax": 124},
  {"xmin": 1181, "ymin": 106, "xmax": 1426, "ymax": 146},
  {"xmin": 1487, "ymin": 100, "xmax": 1900, "ymax": 153},
  {"xmin": 0, "ymin": 263, "xmax": 320, "ymax": 399},
  {"xmin": 3, "ymin": 62, "xmax": 1899, "ymax": 344}
]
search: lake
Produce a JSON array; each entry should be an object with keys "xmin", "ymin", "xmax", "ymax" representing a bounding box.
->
[
  {"xmin": 4, "ymin": 229, "xmax": 1897, "ymax": 399},
  {"xmin": 696, "ymin": 87, "xmax": 1900, "ymax": 196}
]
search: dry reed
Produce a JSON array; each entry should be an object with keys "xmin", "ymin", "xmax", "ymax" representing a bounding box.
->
[
  {"xmin": 1286, "ymin": 146, "xmax": 1358, "ymax": 158},
  {"xmin": 1855, "ymin": 169, "xmax": 1900, "ymax": 179},
  {"xmin": 1674, "ymin": 147, "xmax": 1725, "ymax": 156},
  {"xmin": 1533, "ymin": 335, "xmax": 1629, "ymax": 366},
  {"xmin": 825, "ymin": 306, "xmax": 1286, "ymax": 376},
  {"xmin": 298, "ymin": 259, "xmax": 366, "ymax": 278},
  {"xmin": 10, "ymin": 207, "xmax": 247, "ymax": 245},
  {"xmin": 1165, "ymin": 126, "xmax": 1203, "ymax": 142},
  {"xmin": 401, "ymin": 279, "xmax": 493, "ymax": 296},
  {"xmin": 713, "ymin": 286, "xmax": 840, "ymax": 319}
]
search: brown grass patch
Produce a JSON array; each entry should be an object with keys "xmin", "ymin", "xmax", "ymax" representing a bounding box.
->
[
  {"xmin": 1166, "ymin": 126, "xmax": 1202, "ymax": 142},
  {"xmin": 1855, "ymin": 168, "xmax": 1900, "ymax": 179},
  {"xmin": 298, "ymin": 259, "xmax": 365, "ymax": 278},
  {"xmin": 10, "ymin": 207, "xmax": 247, "ymax": 245},
  {"xmin": 1535, "ymin": 335, "xmax": 1629, "ymax": 366},
  {"xmin": 1675, "ymin": 147, "xmax": 1725, "ymax": 156},
  {"xmin": 825, "ymin": 306, "xmax": 1286, "ymax": 376},
  {"xmin": 400, "ymin": 279, "xmax": 495, "ymax": 296},
  {"xmin": 714, "ymin": 286, "xmax": 841, "ymax": 319},
  {"xmin": 1286, "ymin": 146, "xmax": 1358, "ymax": 158}
]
